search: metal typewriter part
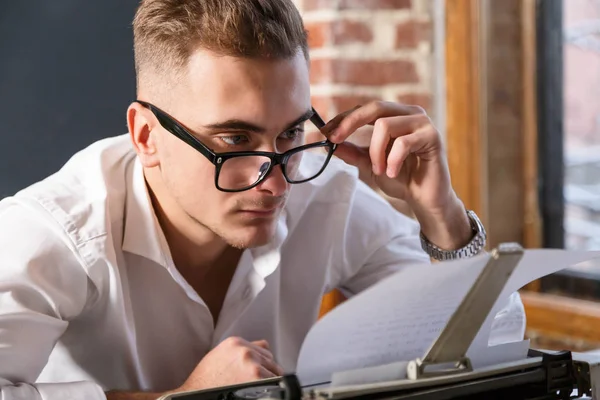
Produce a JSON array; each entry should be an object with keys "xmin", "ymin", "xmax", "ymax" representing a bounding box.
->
[
  {"xmin": 157, "ymin": 352, "xmax": 600, "ymax": 400},
  {"xmin": 407, "ymin": 242, "xmax": 524, "ymax": 380},
  {"xmin": 157, "ymin": 375, "xmax": 301, "ymax": 400},
  {"xmin": 312, "ymin": 349, "xmax": 589, "ymax": 400}
]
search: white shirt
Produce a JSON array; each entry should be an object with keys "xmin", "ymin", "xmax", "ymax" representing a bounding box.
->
[{"xmin": 0, "ymin": 135, "xmax": 525, "ymax": 399}]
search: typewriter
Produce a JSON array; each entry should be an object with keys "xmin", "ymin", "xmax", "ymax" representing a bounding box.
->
[{"xmin": 158, "ymin": 244, "xmax": 600, "ymax": 400}]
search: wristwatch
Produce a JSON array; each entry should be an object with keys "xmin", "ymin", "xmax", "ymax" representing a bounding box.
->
[{"xmin": 419, "ymin": 209, "xmax": 487, "ymax": 261}]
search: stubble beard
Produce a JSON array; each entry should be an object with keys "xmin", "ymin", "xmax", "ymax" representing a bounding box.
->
[{"xmin": 187, "ymin": 208, "xmax": 283, "ymax": 250}]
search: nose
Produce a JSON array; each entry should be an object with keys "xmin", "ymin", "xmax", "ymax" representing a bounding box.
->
[{"xmin": 255, "ymin": 163, "xmax": 288, "ymax": 197}]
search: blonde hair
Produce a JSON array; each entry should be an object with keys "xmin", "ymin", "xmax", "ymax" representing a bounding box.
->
[{"xmin": 133, "ymin": 0, "xmax": 309, "ymax": 90}]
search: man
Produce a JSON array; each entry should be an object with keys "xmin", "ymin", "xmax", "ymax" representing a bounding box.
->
[{"xmin": 0, "ymin": 1, "xmax": 524, "ymax": 399}]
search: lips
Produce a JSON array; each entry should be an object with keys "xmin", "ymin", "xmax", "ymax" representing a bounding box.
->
[
  {"xmin": 235, "ymin": 197, "xmax": 286, "ymax": 217},
  {"xmin": 239, "ymin": 208, "xmax": 278, "ymax": 215},
  {"xmin": 237, "ymin": 204, "xmax": 282, "ymax": 217}
]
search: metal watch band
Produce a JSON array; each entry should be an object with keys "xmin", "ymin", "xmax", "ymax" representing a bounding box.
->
[{"xmin": 419, "ymin": 210, "xmax": 487, "ymax": 261}]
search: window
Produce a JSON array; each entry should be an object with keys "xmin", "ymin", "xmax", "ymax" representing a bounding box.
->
[
  {"xmin": 538, "ymin": 0, "xmax": 600, "ymax": 302},
  {"xmin": 530, "ymin": 0, "xmax": 600, "ymax": 352},
  {"xmin": 563, "ymin": 0, "xmax": 600, "ymax": 252}
]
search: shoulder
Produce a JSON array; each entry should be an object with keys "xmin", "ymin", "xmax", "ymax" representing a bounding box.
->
[
  {"xmin": 8, "ymin": 134, "xmax": 136, "ymax": 247},
  {"xmin": 0, "ymin": 198, "xmax": 91, "ymax": 320}
]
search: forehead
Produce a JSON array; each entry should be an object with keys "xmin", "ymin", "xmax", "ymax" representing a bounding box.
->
[{"xmin": 173, "ymin": 49, "xmax": 311, "ymax": 128}]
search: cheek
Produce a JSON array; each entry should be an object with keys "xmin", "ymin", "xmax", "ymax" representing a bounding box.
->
[
  {"xmin": 159, "ymin": 138, "xmax": 239, "ymax": 220},
  {"xmin": 161, "ymin": 141, "xmax": 219, "ymax": 202}
]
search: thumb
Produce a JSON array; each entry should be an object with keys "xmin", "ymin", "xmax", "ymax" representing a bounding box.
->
[{"xmin": 335, "ymin": 142, "xmax": 374, "ymax": 176}]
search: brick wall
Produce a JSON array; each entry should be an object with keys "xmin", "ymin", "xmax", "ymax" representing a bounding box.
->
[
  {"xmin": 295, "ymin": 0, "xmax": 438, "ymax": 215},
  {"xmin": 294, "ymin": 0, "xmax": 436, "ymax": 128}
]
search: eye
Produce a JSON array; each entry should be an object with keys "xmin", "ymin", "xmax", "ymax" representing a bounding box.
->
[
  {"xmin": 219, "ymin": 135, "xmax": 249, "ymax": 146},
  {"xmin": 280, "ymin": 128, "xmax": 303, "ymax": 140}
]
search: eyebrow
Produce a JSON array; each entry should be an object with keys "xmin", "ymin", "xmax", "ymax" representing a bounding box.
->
[{"xmin": 201, "ymin": 108, "xmax": 315, "ymax": 134}]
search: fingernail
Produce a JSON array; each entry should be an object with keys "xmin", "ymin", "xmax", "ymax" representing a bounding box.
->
[{"xmin": 386, "ymin": 166, "xmax": 396, "ymax": 178}]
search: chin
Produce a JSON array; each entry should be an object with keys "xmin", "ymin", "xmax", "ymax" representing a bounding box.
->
[{"xmin": 223, "ymin": 222, "xmax": 278, "ymax": 249}]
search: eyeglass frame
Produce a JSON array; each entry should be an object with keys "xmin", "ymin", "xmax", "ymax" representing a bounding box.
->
[{"xmin": 136, "ymin": 100, "xmax": 338, "ymax": 193}]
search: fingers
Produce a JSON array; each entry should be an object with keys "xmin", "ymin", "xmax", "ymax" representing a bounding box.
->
[
  {"xmin": 320, "ymin": 106, "xmax": 359, "ymax": 137},
  {"xmin": 256, "ymin": 365, "xmax": 279, "ymax": 379},
  {"xmin": 370, "ymin": 114, "xmax": 432, "ymax": 176},
  {"xmin": 327, "ymin": 101, "xmax": 424, "ymax": 143},
  {"xmin": 386, "ymin": 136, "xmax": 412, "ymax": 178},
  {"xmin": 249, "ymin": 340, "xmax": 273, "ymax": 360},
  {"xmin": 253, "ymin": 352, "xmax": 285, "ymax": 376},
  {"xmin": 249, "ymin": 340, "xmax": 284, "ymax": 376},
  {"xmin": 334, "ymin": 142, "xmax": 371, "ymax": 171},
  {"xmin": 369, "ymin": 119, "xmax": 392, "ymax": 176},
  {"xmin": 334, "ymin": 142, "xmax": 378, "ymax": 186}
]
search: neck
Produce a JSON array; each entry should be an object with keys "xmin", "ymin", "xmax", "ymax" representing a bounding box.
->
[{"xmin": 144, "ymin": 168, "xmax": 234, "ymax": 274}]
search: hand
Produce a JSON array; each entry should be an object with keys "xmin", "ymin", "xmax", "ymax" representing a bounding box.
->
[
  {"xmin": 177, "ymin": 337, "xmax": 284, "ymax": 392},
  {"xmin": 324, "ymin": 101, "xmax": 450, "ymax": 210},
  {"xmin": 324, "ymin": 101, "xmax": 472, "ymax": 250}
]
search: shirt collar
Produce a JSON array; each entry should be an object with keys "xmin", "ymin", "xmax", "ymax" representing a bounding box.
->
[
  {"xmin": 122, "ymin": 157, "xmax": 168, "ymax": 267},
  {"xmin": 249, "ymin": 211, "xmax": 289, "ymax": 280}
]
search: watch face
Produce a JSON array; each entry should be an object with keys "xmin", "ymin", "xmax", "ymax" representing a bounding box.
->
[{"xmin": 233, "ymin": 385, "xmax": 283, "ymax": 400}]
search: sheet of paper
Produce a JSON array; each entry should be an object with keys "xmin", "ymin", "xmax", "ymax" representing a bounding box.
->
[
  {"xmin": 470, "ymin": 250, "xmax": 600, "ymax": 353},
  {"xmin": 295, "ymin": 249, "xmax": 600, "ymax": 386}
]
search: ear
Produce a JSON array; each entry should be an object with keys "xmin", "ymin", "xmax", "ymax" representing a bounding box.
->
[{"xmin": 127, "ymin": 102, "xmax": 161, "ymax": 168}]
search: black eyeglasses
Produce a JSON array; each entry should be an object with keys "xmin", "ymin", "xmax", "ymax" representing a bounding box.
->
[{"xmin": 136, "ymin": 100, "xmax": 337, "ymax": 192}]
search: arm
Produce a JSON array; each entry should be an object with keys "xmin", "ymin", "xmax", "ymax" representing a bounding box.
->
[
  {"xmin": 334, "ymin": 180, "xmax": 430, "ymax": 297},
  {"xmin": 0, "ymin": 200, "xmax": 105, "ymax": 400},
  {"xmin": 105, "ymin": 337, "xmax": 285, "ymax": 400},
  {"xmin": 324, "ymin": 102, "xmax": 524, "ymax": 343},
  {"xmin": 336, "ymin": 182, "xmax": 525, "ymax": 344}
]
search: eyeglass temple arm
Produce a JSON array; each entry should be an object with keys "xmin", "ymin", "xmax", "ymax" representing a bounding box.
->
[
  {"xmin": 136, "ymin": 100, "xmax": 217, "ymax": 163},
  {"xmin": 310, "ymin": 107, "xmax": 326, "ymax": 130}
]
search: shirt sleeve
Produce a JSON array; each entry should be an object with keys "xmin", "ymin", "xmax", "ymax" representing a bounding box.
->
[
  {"xmin": 335, "ymin": 181, "xmax": 430, "ymax": 296},
  {"xmin": 336, "ymin": 182, "xmax": 526, "ymax": 345},
  {"xmin": 0, "ymin": 200, "xmax": 106, "ymax": 400}
]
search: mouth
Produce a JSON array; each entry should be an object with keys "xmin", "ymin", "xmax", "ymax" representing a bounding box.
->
[{"xmin": 237, "ymin": 207, "xmax": 280, "ymax": 218}]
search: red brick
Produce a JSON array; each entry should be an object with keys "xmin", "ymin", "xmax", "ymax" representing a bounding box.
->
[
  {"xmin": 331, "ymin": 95, "xmax": 380, "ymax": 113},
  {"xmin": 395, "ymin": 20, "xmax": 432, "ymax": 48},
  {"xmin": 305, "ymin": 20, "xmax": 374, "ymax": 49},
  {"xmin": 304, "ymin": 0, "xmax": 411, "ymax": 11},
  {"xmin": 332, "ymin": 20, "xmax": 373, "ymax": 45},
  {"xmin": 397, "ymin": 93, "xmax": 432, "ymax": 112},
  {"xmin": 305, "ymin": 22, "xmax": 328, "ymax": 48},
  {"xmin": 310, "ymin": 59, "xmax": 419, "ymax": 86},
  {"xmin": 310, "ymin": 58, "xmax": 331, "ymax": 84},
  {"xmin": 311, "ymin": 95, "xmax": 332, "ymax": 120}
]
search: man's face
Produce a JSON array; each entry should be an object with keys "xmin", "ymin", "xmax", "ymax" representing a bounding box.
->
[{"xmin": 154, "ymin": 49, "xmax": 311, "ymax": 249}]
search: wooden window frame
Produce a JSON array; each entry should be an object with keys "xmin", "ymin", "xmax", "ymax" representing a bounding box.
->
[{"xmin": 446, "ymin": 0, "xmax": 600, "ymax": 349}]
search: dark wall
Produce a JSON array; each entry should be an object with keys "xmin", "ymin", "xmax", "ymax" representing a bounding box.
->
[{"xmin": 0, "ymin": 1, "xmax": 139, "ymax": 198}]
